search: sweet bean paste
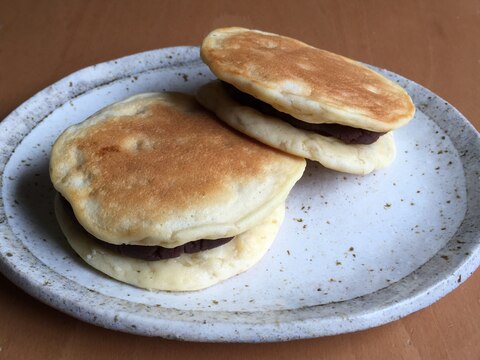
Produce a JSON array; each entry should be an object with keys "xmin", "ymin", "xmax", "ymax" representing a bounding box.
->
[
  {"xmin": 61, "ymin": 197, "xmax": 233, "ymax": 261},
  {"xmin": 95, "ymin": 237, "xmax": 233, "ymax": 261},
  {"xmin": 222, "ymin": 82, "xmax": 385, "ymax": 145}
]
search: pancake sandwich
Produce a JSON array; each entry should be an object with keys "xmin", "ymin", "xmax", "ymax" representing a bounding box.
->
[
  {"xmin": 50, "ymin": 92, "xmax": 305, "ymax": 291},
  {"xmin": 197, "ymin": 27, "xmax": 415, "ymax": 174}
]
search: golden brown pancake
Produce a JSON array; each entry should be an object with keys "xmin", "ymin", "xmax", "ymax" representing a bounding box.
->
[
  {"xmin": 50, "ymin": 92, "xmax": 305, "ymax": 247},
  {"xmin": 200, "ymin": 27, "xmax": 415, "ymax": 132}
]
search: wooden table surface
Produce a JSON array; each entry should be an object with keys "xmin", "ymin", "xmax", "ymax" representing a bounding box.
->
[{"xmin": 1, "ymin": 1, "xmax": 479, "ymax": 359}]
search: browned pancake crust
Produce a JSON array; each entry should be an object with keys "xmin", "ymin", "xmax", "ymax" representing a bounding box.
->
[
  {"xmin": 69, "ymin": 101, "xmax": 281, "ymax": 214},
  {"xmin": 201, "ymin": 28, "xmax": 415, "ymax": 130}
]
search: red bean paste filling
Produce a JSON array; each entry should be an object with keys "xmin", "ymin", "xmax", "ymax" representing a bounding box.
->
[
  {"xmin": 96, "ymin": 237, "xmax": 232, "ymax": 261},
  {"xmin": 221, "ymin": 82, "xmax": 385, "ymax": 145},
  {"xmin": 61, "ymin": 197, "xmax": 233, "ymax": 261}
]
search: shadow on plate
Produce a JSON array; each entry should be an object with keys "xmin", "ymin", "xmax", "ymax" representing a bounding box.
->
[{"xmin": 13, "ymin": 156, "xmax": 72, "ymax": 254}]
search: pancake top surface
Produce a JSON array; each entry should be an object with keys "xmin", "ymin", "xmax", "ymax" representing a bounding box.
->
[
  {"xmin": 50, "ymin": 93, "xmax": 305, "ymax": 246},
  {"xmin": 201, "ymin": 27, "xmax": 415, "ymax": 131}
]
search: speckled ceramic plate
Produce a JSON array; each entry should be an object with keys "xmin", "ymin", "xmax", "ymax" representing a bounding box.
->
[{"xmin": 0, "ymin": 47, "xmax": 479, "ymax": 342}]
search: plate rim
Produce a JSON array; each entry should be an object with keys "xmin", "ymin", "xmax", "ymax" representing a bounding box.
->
[{"xmin": 0, "ymin": 46, "xmax": 479, "ymax": 342}]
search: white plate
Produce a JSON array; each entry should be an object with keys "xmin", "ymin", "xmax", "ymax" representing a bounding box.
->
[{"xmin": 0, "ymin": 47, "xmax": 479, "ymax": 342}]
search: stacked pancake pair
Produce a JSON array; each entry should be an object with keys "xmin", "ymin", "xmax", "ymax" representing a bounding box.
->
[
  {"xmin": 198, "ymin": 28, "xmax": 415, "ymax": 175},
  {"xmin": 50, "ymin": 28, "xmax": 414, "ymax": 291}
]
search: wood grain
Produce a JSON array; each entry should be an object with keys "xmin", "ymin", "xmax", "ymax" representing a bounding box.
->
[{"xmin": 0, "ymin": 1, "xmax": 479, "ymax": 359}]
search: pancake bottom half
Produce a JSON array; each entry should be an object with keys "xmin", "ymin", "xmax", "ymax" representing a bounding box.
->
[
  {"xmin": 197, "ymin": 81, "xmax": 396, "ymax": 175},
  {"xmin": 55, "ymin": 195, "xmax": 285, "ymax": 291}
]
